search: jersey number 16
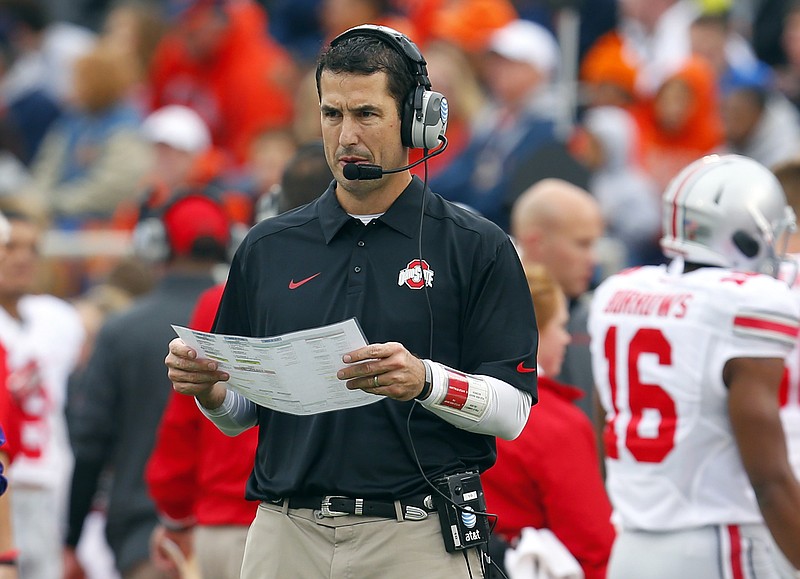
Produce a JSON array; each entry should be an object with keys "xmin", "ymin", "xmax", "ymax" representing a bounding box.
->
[{"xmin": 603, "ymin": 326, "xmax": 678, "ymax": 463}]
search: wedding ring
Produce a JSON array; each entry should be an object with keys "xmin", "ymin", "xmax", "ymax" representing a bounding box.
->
[{"xmin": 373, "ymin": 375, "xmax": 380, "ymax": 388}]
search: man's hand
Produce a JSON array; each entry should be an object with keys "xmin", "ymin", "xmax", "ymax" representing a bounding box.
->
[
  {"xmin": 150, "ymin": 524, "xmax": 193, "ymax": 577},
  {"xmin": 62, "ymin": 546, "xmax": 86, "ymax": 579},
  {"xmin": 165, "ymin": 338, "xmax": 229, "ymax": 409},
  {"xmin": 336, "ymin": 342, "xmax": 426, "ymax": 401}
]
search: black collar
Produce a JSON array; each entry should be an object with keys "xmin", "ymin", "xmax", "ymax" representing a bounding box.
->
[{"xmin": 317, "ymin": 176, "xmax": 426, "ymax": 244}]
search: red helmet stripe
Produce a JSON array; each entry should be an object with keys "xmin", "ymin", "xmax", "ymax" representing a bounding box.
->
[{"xmin": 668, "ymin": 161, "xmax": 710, "ymax": 241}]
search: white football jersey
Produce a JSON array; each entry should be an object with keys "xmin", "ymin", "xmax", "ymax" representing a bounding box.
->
[
  {"xmin": 1, "ymin": 295, "xmax": 84, "ymax": 489},
  {"xmin": 779, "ymin": 255, "xmax": 800, "ymax": 479},
  {"xmin": 589, "ymin": 263, "xmax": 800, "ymax": 531}
]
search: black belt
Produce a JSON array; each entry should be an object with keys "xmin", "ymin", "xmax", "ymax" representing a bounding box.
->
[{"xmin": 271, "ymin": 495, "xmax": 434, "ymax": 521}]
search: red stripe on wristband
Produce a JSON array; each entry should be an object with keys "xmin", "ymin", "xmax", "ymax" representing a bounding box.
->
[{"xmin": 443, "ymin": 369, "xmax": 469, "ymax": 410}]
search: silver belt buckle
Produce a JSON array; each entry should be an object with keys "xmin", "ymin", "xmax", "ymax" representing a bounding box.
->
[{"xmin": 320, "ymin": 496, "xmax": 349, "ymax": 517}]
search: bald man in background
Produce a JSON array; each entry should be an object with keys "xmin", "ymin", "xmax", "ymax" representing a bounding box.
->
[{"xmin": 511, "ymin": 178, "xmax": 605, "ymax": 421}]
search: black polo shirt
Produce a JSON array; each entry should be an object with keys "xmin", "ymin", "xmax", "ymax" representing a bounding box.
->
[{"xmin": 214, "ymin": 176, "xmax": 538, "ymax": 500}]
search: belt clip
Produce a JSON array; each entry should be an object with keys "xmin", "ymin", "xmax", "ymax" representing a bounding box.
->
[
  {"xmin": 403, "ymin": 505, "xmax": 429, "ymax": 521},
  {"xmin": 320, "ymin": 496, "xmax": 349, "ymax": 517}
]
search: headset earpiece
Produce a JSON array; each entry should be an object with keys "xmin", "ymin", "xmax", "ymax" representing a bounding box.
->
[
  {"xmin": 409, "ymin": 89, "xmax": 448, "ymax": 150},
  {"xmin": 330, "ymin": 24, "xmax": 448, "ymax": 150},
  {"xmin": 132, "ymin": 215, "xmax": 170, "ymax": 263}
]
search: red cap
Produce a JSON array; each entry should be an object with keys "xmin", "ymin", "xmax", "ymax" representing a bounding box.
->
[{"xmin": 162, "ymin": 195, "xmax": 230, "ymax": 257}]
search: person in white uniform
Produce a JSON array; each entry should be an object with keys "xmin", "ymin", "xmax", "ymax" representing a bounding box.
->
[
  {"xmin": 0, "ymin": 210, "xmax": 85, "ymax": 579},
  {"xmin": 588, "ymin": 154, "xmax": 800, "ymax": 579}
]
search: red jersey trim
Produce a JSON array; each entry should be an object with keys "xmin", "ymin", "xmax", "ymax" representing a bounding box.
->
[{"xmin": 733, "ymin": 314, "xmax": 800, "ymax": 344}]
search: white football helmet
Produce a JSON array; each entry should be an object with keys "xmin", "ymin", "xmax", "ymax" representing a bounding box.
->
[{"xmin": 660, "ymin": 154, "xmax": 795, "ymax": 276}]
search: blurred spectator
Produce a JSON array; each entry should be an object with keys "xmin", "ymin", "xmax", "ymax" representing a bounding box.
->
[
  {"xmin": 129, "ymin": 103, "xmax": 252, "ymax": 251},
  {"xmin": 0, "ymin": 208, "xmax": 19, "ymax": 579},
  {"xmin": 148, "ymin": 0, "xmax": 296, "ymax": 168},
  {"xmin": 69, "ymin": 256, "xmax": 154, "ymax": 376},
  {"xmin": 98, "ymin": 1, "xmax": 166, "ymax": 100},
  {"xmin": 613, "ymin": 0, "xmax": 700, "ymax": 96},
  {"xmin": 15, "ymin": 47, "xmax": 151, "ymax": 225},
  {"xmin": 419, "ymin": 0, "xmax": 517, "ymax": 54},
  {"xmin": 141, "ymin": 104, "xmax": 213, "ymax": 198},
  {"xmin": 688, "ymin": 7, "xmax": 800, "ymax": 170},
  {"xmin": 636, "ymin": 55, "xmax": 724, "ymax": 191},
  {"xmin": 777, "ymin": 0, "xmax": 800, "ymax": 112},
  {"xmin": 482, "ymin": 263, "xmax": 615, "ymax": 579},
  {"xmin": 580, "ymin": 0, "xmax": 698, "ymax": 107},
  {"xmin": 64, "ymin": 258, "xmax": 153, "ymax": 579},
  {"xmin": 510, "ymin": 179, "xmax": 604, "ymax": 421},
  {"xmin": 238, "ymin": 127, "xmax": 297, "ymax": 222},
  {"xmin": 412, "ymin": 40, "xmax": 487, "ymax": 178},
  {"xmin": 269, "ymin": 139, "xmax": 332, "ymax": 218},
  {"xmin": 0, "ymin": 208, "xmax": 85, "ymax": 579},
  {"xmin": 720, "ymin": 66, "xmax": 800, "ymax": 168},
  {"xmin": 291, "ymin": 66, "xmax": 323, "ymax": 145},
  {"xmin": 689, "ymin": 9, "xmax": 761, "ymax": 87},
  {"xmin": 0, "ymin": 0, "xmax": 96, "ymax": 103},
  {"xmin": 0, "ymin": 0, "xmax": 96, "ymax": 164},
  {"xmin": 320, "ymin": 0, "xmax": 417, "ymax": 42},
  {"xmin": 575, "ymin": 105, "xmax": 661, "ymax": 266},
  {"xmin": 64, "ymin": 194, "xmax": 228, "ymax": 579},
  {"xmin": 429, "ymin": 19, "xmax": 563, "ymax": 231},
  {"xmin": 580, "ymin": 29, "xmax": 639, "ymax": 109}
]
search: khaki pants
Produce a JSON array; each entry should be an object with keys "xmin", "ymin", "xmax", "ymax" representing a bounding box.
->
[
  {"xmin": 241, "ymin": 501, "xmax": 484, "ymax": 578},
  {"xmin": 194, "ymin": 525, "xmax": 249, "ymax": 579}
]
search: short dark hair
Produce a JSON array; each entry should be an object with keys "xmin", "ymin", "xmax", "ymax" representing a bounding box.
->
[{"xmin": 315, "ymin": 33, "xmax": 415, "ymax": 122}]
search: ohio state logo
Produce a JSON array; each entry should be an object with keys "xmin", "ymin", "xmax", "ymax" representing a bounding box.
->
[{"xmin": 398, "ymin": 259, "xmax": 434, "ymax": 289}]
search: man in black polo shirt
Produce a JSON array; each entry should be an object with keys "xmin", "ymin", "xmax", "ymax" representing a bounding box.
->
[{"xmin": 165, "ymin": 24, "xmax": 538, "ymax": 578}]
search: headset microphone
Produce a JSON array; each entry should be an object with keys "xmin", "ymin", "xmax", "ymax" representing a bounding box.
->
[
  {"xmin": 342, "ymin": 136, "xmax": 448, "ymax": 181},
  {"xmin": 343, "ymin": 163, "xmax": 384, "ymax": 180}
]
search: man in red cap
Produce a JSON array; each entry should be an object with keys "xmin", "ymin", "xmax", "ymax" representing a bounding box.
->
[
  {"xmin": 149, "ymin": 0, "xmax": 296, "ymax": 170},
  {"xmin": 64, "ymin": 195, "xmax": 229, "ymax": 579}
]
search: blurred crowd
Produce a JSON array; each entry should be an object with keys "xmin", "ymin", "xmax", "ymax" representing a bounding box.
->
[
  {"xmin": 0, "ymin": 0, "xmax": 796, "ymax": 293},
  {"xmin": 0, "ymin": 0, "xmax": 798, "ymax": 577}
]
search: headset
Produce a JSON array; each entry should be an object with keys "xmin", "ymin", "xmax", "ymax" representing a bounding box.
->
[
  {"xmin": 132, "ymin": 193, "xmax": 237, "ymax": 264},
  {"xmin": 329, "ymin": 24, "xmax": 448, "ymax": 151}
]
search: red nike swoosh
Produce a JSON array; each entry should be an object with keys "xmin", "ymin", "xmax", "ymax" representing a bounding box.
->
[
  {"xmin": 516, "ymin": 362, "xmax": 537, "ymax": 374},
  {"xmin": 289, "ymin": 272, "xmax": 321, "ymax": 290}
]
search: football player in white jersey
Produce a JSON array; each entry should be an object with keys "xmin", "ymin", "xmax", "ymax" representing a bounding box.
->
[
  {"xmin": 772, "ymin": 159, "xmax": 800, "ymax": 482},
  {"xmin": 588, "ymin": 154, "xmax": 800, "ymax": 579},
  {"xmin": 771, "ymin": 158, "xmax": 800, "ymax": 579}
]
